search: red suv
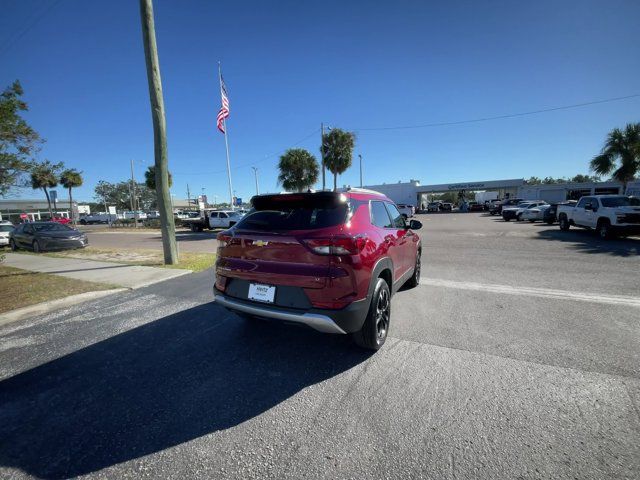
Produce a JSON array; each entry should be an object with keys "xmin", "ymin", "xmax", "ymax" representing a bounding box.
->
[{"xmin": 213, "ymin": 189, "xmax": 422, "ymax": 350}]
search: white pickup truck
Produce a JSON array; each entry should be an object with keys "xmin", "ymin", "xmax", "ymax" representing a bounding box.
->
[{"xmin": 557, "ymin": 195, "xmax": 640, "ymax": 239}]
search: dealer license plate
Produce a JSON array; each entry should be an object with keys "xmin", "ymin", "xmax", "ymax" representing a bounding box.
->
[{"xmin": 248, "ymin": 283, "xmax": 276, "ymax": 303}]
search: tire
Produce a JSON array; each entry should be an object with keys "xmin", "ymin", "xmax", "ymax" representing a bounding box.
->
[
  {"xmin": 596, "ymin": 219, "xmax": 613, "ymax": 240},
  {"xmin": 80, "ymin": 219, "xmax": 87, "ymax": 225},
  {"xmin": 559, "ymin": 215, "xmax": 570, "ymax": 231},
  {"xmin": 546, "ymin": 220, "xmax": 554, "ymax": 225},
  {"xmin": 516, "ymin": 213, "xmax": 523, "ymax": 222},
  {"xmin": 190, "ymin": 223, "xmax": 198, "ymax": 232},
  {"xmin": 32, "ymin": 240, "xmax": 42, "ymax": 253},
  {"xmin": 405, "ymin": 251, "xmax": 421, "ymax": 288},
  {"xmin": 9, "ymin": 239, "xmax": 17, "ymax": 251},
  {"xmin": 528, "ymin": 219, "xmax": 535, "ymax": 223},
  {"xmin": 352, "ymin": 278, "xmax": 391, "ymax": 350},
  {"xmin": 503, "ymin": 217, "xmax": 510, "ymax": 222}
]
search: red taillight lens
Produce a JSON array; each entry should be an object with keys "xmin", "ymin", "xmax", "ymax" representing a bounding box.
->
[
  {"xmin": 302, "ymin": 235, "xmax": 366, "ymax": 255},
  {"xmin": 217, "ymin": 232, "xmax": 231, "ymax": 247}
]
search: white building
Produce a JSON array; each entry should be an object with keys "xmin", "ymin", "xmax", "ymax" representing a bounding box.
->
[{"xmin": 360, "ymin": 178, "xmax": 640, "ymax": 208}]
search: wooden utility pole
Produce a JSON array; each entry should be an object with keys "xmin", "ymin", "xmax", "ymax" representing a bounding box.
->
[
  {"xmin": 320, "ymin": 123, "xmax": 326, "ymax": 191},
  {"xmin": 139, "ymin": 0, "xmax": 178, "ymax": 264},
  {"xmin": 130, "ymin": 159, "xmax": 138, "ymax": 228}
]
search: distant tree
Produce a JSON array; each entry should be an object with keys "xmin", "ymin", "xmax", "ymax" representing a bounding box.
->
[
  {"xmin": 278, "ymin": 148, "xmax": 319, "ymax": 192},
  {"xmin": 526, "ymin": 177, "xmax": 542, "ymax": 185},
  {"xmin": 542, "ymin": 176, "xmax": 565, "ymax": 184},
  {"xmin": 0, "ymin": 80, "xmax": 43, "ymax": 196},
  {"xmin": 570, "ymin": 174, "xmax": 601, "ymax": 183},
  {"xmin": 60, "ymin": 168, "xmax": 83, "ymax": 223},
  {"xmin": 590, "ymin": 123, "xmax": 640, "ymax": 191},
  {"xmin": 321, "ymin": 128, "xmax": 356, "ymax": 191},
  {"xmin": 144, "ymin": 165, "xmax": 172, "ymax": 190},
  {"xmin": 30, "ymin": 160, "xmax": 63, "ymax": 218},
  {"xmin": 94, "ymin": 180, "xmax": 158, "ymax": 211}
]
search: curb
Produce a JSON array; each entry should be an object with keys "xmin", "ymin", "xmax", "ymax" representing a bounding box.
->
[{"xmin": 0, "ymin": 288, "xmax": 128, "ymax": 327}]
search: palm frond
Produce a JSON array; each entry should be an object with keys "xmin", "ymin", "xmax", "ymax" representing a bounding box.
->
[{"xmin": 590, "ymin": 153, "xmax": 614, "ymax": 175}]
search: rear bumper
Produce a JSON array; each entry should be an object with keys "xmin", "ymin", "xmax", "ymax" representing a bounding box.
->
[{"xmin": 213, "ymin": 288, "xmax": 370, "ymax": 334}]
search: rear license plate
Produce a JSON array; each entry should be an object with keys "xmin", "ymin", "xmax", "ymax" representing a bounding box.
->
[{"xmin": 248, "ymin": 283, "xmax": 276, "ymax": 303}]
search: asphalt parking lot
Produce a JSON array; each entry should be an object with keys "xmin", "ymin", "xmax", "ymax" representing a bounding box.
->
[
  {"xmin": 79, "ymin": 226, "xmax": 219, "ymax": 253},
  {"xmin": 1, "ymin": 213, "xmax": 638, "ymax": 479}
]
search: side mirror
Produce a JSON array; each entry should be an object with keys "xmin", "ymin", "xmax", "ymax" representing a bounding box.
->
[{"xmin": 409, "ymin": 219, "xmax": 422, "ymax": 230}]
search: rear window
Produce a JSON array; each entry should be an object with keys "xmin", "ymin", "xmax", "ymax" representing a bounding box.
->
[{"xmin": 237, "ymin": 195, "xmax": 349, "ymax": 231}]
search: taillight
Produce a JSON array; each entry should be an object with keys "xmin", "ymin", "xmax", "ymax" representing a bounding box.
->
[
  {"xmin": 217, "ymin": 232, "xmax": 231, "ymax": 247},
  {"xmin": 302, "ymin": 235, "xmax": 367, "ymax": 255}
]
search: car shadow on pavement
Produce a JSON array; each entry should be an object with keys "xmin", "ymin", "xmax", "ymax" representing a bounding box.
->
[
  {"xmin": 0, "ymin": 303, "xmax": 371, "ymax": 479},
  {"xmin": 535, "ymin": 228, "xmax": 640, "ymax": 257}
]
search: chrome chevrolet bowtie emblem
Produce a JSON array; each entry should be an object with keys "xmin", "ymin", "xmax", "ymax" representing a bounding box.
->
[{"xmin": 254, "ymin": 240, "xmax": 268, "ymax": 247}]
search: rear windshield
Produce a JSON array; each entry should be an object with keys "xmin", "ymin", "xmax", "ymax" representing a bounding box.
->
[
  {"xmin": 236, "ymin": 204, "xmax": 348, "ymax": 231},
  {"xmin": 0, "ymin": 225, "xmax": 14, "ymax": 232},
  {"xmin": 600, "ymin": 196, "xmax": 640, "ymax": 207}
]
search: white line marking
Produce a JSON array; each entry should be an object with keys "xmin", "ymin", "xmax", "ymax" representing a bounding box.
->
[{"xmin": 419, "ymin": 277, "xmax": 640, "ymax": 308}]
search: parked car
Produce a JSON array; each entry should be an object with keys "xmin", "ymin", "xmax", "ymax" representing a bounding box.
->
[
  {"xmin": 502, "ymin": 201, "xmax": 546, "ymax": 221},
  {"xmin": 9, "ymin": 222, "xmax": 88, "ymax": 252},
  {"xmin": 427, "ymin": 202, "xmax": 441, "ymax": 212},
  {"xmin": 441, "ymin": 202, "xmax": 453, "ymax": 212},
  {"xmin": 79, "ymin": 213, "xmax": 118, "ymax": 224},
  {"xmin": 146, "ymin": 210, "xmax": 161, "ymax": 219},
  {"xmin": 209, "ymin": 210, "xmax": 244, "ymax": 229},
  {"xmin": 542, "ymin": 201, "xmax": 575, "ymax": 225},
  {"xmin": 557, "ymin": 195, "xmax": 640, "ymax": 239},
  {"xmin": 0, "ymin": 221, "xmax": 15, "ymax": 247},
  {"xmin": 520, "ymin": 204, "xmax": 551, "ymax": 222},
  {"xmin": 490, "ymin": 198, "xmax": 523, "ymax": 215},
  {"xmin": 124, "ymin": 211, "xmax": 148, "ymax": 221},
  {"xmin": 397, "ymin": 204, "xmax": 415, "ymax": 218},
  {"xmin": 213, "ymin": 189, "xmax": 423, "ymax": 350},
  {"xmin": 468, "ymin": 202, "xmax": 484, "ymax": 212}
]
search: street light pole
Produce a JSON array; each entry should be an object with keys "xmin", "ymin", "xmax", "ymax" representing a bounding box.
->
[{"xmin": 251, "ymin": 166, "xmax": 259, "ymax": 195}]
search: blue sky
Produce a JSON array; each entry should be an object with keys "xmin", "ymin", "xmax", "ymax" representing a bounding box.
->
[{"xmin": 2, "ymin": 0, "xmax": 639, "ymax": 203}]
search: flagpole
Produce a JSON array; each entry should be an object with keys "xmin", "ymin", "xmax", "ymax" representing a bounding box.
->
[{"xmin": 219, "ymin": 62, "xmax": 234, "ymax": 210}]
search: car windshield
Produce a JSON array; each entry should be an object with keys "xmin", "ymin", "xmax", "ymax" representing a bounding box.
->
[
  {"xmin": 0, "ymin": 225, "xmax": 14, "ymax": 232},
  {"xmin": 600, "ymin": 196, "xmax": 640, "ymax": 207},
  {"xmin": 32, "ymin": 223, "xmax": 72, "ymax": 232}
]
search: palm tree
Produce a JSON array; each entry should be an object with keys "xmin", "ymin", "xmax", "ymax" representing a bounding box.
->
[
  {"xmin": 278, "ymin": 149, "xmax": 319, "ymax": 192},
  {"xmin": 590, "ymin": 123, "xmax": 640, "ymax": 192},
  {"xmin": 321, "ymin": 128, "xmax": 356, "ymax": 191},
  {"xmin": 60, "ymin": 168, "xmax": 83, "ymax": 224},
  {"xmin": 144, "ymin": 165, "xmax": 172, "ymax": 190},
  {"xmin": 30, "ymin": 160, "xmax": 63, "ymax": 218}
]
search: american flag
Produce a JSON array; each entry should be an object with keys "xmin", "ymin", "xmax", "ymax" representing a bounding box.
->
[{"xmin": 217, "ymin": 76, "xmax": 230, "ymax": 134}]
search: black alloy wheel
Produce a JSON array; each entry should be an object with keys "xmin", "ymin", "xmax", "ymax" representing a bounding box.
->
[{"xmin": 353, "ymin": 278, "xmax": 391, "ymax": 350}]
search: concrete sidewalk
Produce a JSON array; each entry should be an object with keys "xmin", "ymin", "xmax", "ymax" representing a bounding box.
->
[{"xmin": 3, "ymin": 253, "xmax": 191, "ymax": 289}]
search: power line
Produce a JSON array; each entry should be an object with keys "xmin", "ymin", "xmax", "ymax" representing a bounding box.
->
[
  {"xmin": 354, "ymin": 93, "xmax": 640, "ymax": 132},
  {"xmin": 0, "ymin": 0, "xmax": 64, "ymax": 57}
]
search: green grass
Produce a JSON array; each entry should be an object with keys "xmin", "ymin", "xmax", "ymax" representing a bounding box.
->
[
  {"xmin": 0, "ymin": 265, "xmax": 115, "ymax": 314},
  {"xmin": 39, "ymin": 247, "xmax": 216, "ymax": 272}
]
